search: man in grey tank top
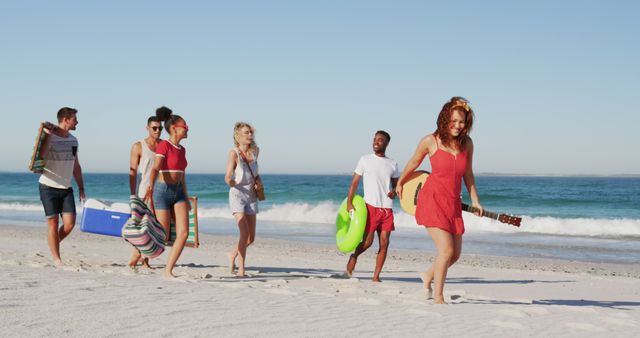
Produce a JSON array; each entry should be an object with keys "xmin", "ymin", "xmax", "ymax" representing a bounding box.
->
[{"xmin": 127, "ymin": 111, "xmax": 164, "ymax": 269}]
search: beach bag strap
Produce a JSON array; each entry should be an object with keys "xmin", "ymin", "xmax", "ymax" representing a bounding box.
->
[{"xmin": 238, "ymin": 150, "xmax": 258, "ymax": 181}]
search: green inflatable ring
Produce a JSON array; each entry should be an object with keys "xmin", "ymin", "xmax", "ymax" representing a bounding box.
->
[{"xmin": 335, "ymin": 194, "xmax": 368, "ymax": 253}]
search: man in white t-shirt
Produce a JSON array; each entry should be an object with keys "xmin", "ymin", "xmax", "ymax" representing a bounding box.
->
[
  {"xmin": 38, "ymin": 107, "xmax": 86, "ymax": 266},
  {"xmin": 345, "ymin": 130, "xmax": 400, "ymax": 282}
]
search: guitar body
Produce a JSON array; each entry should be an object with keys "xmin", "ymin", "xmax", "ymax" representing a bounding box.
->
[
  {"xmin": 399, "ymin": 170, "xmax": 430, "ymax": 216},
  {"xmin": 400, "ymin": 170, "xmax": 522, "ymax": 227}
]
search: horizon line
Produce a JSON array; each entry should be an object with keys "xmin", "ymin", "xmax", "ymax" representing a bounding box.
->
[{"xmin": 2, "ymin": 171, "xmax": 639, "ymax": 178}]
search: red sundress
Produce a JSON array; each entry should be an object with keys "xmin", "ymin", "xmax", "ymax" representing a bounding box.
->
[{"xmin": 415, "ymin": 141, "xmax": 468, "ymax": 235}]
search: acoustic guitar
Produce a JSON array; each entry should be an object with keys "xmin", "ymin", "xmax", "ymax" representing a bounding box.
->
[{"xmin": 399, "ymin": 170, "xmax": 521, "ymax": 227}]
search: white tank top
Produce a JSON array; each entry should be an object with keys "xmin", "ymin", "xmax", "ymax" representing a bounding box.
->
[
  {"xmin": 137, "ymin": 139, "xmax": 156, "ymax": 197},
  {"xmin": 233, "ymin": 148, "xmax": 259, "ymax": 186}
]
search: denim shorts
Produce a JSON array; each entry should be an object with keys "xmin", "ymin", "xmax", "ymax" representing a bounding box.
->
[
  {"xmin": 39, "ymin": 183, "xmax": 76, "ymax": 218},
  {"xmin": 153, "ymin": 181, "xmax": 187, "ymax": 210},
  {"xmin": 229, "ymin": 185, "xmax": 258, "ymax": 215}
]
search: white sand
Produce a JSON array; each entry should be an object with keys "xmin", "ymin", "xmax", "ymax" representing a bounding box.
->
[{"xmin": 1, "ymin": 224, "xmax": 639, "ymax": 337}]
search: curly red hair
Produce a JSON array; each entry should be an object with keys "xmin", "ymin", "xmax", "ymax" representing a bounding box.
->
[{"xmin": 434, "ymin": 96, "xmax": 474, "ymax": 152}]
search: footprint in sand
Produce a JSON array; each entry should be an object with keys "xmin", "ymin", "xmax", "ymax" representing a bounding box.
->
[
  {"xmin": 163, "ymin": 276, "xmax": 191, "ymax": 283},
  {"xmin": 347, "ymin": 297, "xmax": 382, "ymax": 306},
  {"xmin": 396, "ymin": 290, "xmax": 430, "ymax": 304},
  {"xmin": 60, "ymin": 265, "xmax": 82, "ymax": 272},
  {"xmin": 488, "ymin": 320, "xmax": 526, "ymax": 330},
  {"xmin": 264, "ymin": 280, "xmax": 289, "ymax": 289},
  {"xmin": 306, "ymin": 291, "xmax": 338, "ymax": 298},
  {"xmin": 444, "ymin": 290, "xmax": 466, "ymax": 304},
  {"xmin": 223, "ymin": 282, "xmax": 254, "ymax": 289},
  {"xmin": 330, "ymin": 272, "xmax": 352, "ymax": 279},
  {"xmin": 378, "ymin": 288, "xmax": 402, "ymax": 296},
  {"xmin": 552, "ymin": 306, "xmax": 598, "ymax": 314},
  {"xmin": 265, "ymin": 288, "xmax": 299, "ymax": 296},
  {"xmin": 564, "ymin": 322, "xmax": 607, "ymax": 332},
  {"xmin": 599, "ymin": 316, "xmax": 638, "ymax": 328},
  {"xmin": 521, "ymin": 306, "xmax": 550, "ymax": 316},
  {"xmin": 336, "ymin": 285, "xmax": 366, "ymax": 295},
  {"xmin": 495, "ymin": 308, "xmax": 530, "ymax": 319},
  {"xmin": 28, "ymin": 262, "xmax": 49, "ymax": 268},
  {"xmin": 405, "ymin": 309, "xmax": 443, "ymax": 318}
]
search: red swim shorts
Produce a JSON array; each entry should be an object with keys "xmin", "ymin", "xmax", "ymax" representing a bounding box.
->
[{"xmin": 365, "ymin": 203, "xmax": 395, "ymax": 232}]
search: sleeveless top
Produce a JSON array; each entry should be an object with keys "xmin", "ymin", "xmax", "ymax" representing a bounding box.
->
[
  {"xmin": 415, "ymin": 137, "xmax": 468, "ymax": 234},
  {"xmin": 137, "ymin": 139, "xmax": 156, "ymax": 198},
  {"xmin": 233, "ymin": 148, "xmax": 259, "ymax": 186}
]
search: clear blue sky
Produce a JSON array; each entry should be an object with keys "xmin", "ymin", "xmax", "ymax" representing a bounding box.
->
[{"xmin": 2, "ymin": 1, "xmax": 638, "ymax": 175}]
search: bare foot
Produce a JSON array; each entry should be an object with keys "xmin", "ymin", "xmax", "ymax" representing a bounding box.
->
[
  {"xmin": 237, "ymin": 268, "xmax": 245, "ymax": 277},
  {"xmin": 53, "ymin": 259, "xmax": 64, "ymax": 267},
  {"xmin": 346, "ymin": 255, "xmax": 356, "ymax": 276},
  {"xmin": 228, "ymin": 251, "xmax": 237, "ymax": 275},
  {"xmin": 140, "ymin": 258, "xmax": 152, "ymax": 269},
  {"xmin": 163, "ymin": 270, "xmax": 176, "ymax": 279},
  {"xmin": 425, "ymin": 288, "xmax": 433, "ymax": 299},
  {"xmin": 433, "ymin": 295, "xmax": 446, "ymax": 304},
  {"xmin": 372, "ymin": 276, "xmax": 382, "ymax": 282},
  {"xmin": 420, "ymin": 271, "xmax": 431, "ymax": 289}
]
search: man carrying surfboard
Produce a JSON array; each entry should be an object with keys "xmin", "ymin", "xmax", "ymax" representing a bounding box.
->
[
  {"xmin": 345, "ymin": 130, "xmax": 399, "ymax": 282},
  {"xmin": 38, "ymin": 107, "xmax": 86, "ymax": 266}
]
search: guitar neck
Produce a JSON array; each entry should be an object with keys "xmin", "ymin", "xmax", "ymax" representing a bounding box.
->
[{"xmin": 461, "ymin": 203, "xmax": 498, "ymax": 220}]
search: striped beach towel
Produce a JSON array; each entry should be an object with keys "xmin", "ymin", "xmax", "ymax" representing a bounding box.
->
[
  {"xmin": 168, "ymin": 196, "xmax": 200, "ymax": 248},
  {"xmin": 122, "ymin": 197, "xmax": 165, "ymax": 259}
]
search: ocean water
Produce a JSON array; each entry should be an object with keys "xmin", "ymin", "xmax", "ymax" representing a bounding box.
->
[{"xmin": 1, "ymin": 173, "xmax": 639, "ymax": 264}]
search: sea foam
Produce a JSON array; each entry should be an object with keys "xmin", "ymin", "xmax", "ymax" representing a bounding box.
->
[
  {"xmin": 196, "ymin": 202, "xmax": 640, "ymax": 238},
  {"xmin": 2, "ymin": 201, "xmax": 639, "ymax": 238}
]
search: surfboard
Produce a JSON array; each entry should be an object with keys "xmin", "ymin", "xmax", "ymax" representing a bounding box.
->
[
  {"xmin": 399, "ymin": 170, "xmax": 430, "ymax": 216},
  {"xmin": 28, "ymin": 122, "xmax": 56, "ymax": 173},
  {"xmin": 167, "ymin": 196, "xmax": 200, "ymax": 248}
]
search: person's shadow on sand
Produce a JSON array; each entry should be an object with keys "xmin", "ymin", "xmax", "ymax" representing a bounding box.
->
[
  {"xmin": 466, "ymin": 298, "xmax": 640, "ymax": 310},
  {"xmin": 532, "ymin": 299, "xmax": 640, "ymax": 310},
  {"xmin": 383, "ymin": 276, "xmax": 574, "ymax": 285}
]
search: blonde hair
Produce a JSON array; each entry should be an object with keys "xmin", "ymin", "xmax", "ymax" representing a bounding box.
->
[{"xmin": 233, "ymin": 122, "xmax": 257, "ymax": 153}]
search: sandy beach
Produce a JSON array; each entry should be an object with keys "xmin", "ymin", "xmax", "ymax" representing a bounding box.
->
[{"xmin": 1, "ymin": 224, "xmax": 638, "ymax": 337}]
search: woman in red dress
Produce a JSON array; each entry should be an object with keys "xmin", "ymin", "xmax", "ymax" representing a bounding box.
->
[{"xmin": 396, "ymin": 97, "xmax": 483, "ymax": 304}]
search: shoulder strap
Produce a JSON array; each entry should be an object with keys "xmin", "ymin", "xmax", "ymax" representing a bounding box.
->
[{"xmin": 238, "ymin": 150, "xmax": 257, "ymax": 180}]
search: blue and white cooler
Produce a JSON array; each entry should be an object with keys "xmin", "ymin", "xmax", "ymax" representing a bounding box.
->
[{"xmin": 80, "ymin": 199, "xmax": 131, "ymax": 237}]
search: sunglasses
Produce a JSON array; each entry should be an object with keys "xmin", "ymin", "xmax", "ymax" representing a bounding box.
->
[
  {"xmin": 173, "ymin": 123, "xmax": 189, "ymax": 131},
  {"xmin": 150, "ymin": 126, "xmax": 163, "ymax": 132}
]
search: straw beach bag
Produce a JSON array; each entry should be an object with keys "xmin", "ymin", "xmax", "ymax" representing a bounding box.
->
[{"xmin": 122, "ymin": 197, "xmax": 165, "ymax": 259}]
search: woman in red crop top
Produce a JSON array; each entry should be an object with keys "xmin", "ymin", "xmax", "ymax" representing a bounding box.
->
[
  {"xmin": 396, "ymin": 97, "xmax": 483, "ymax": 304},
  {"xmin": 145, "ymin": 114, "xmax": 190, "ymax": 279}
]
